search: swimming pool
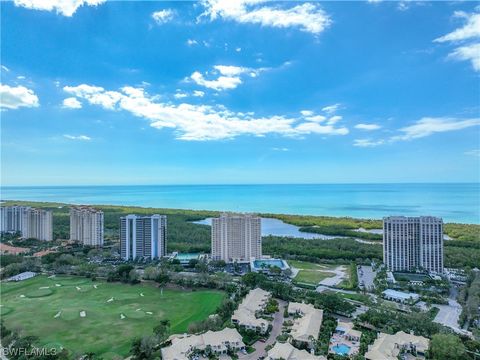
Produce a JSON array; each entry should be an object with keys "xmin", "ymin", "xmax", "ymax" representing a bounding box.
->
[
  {"xmin": 253, "ymin": 259, "xmax": 285, "ymax": 268},
  {"xmin": 332, "ymin": 344, "xmax": 351, "ymax": 355},
  {"xmin": 250, "ymin": 258, "xmax": 289, "ymax": 272}
]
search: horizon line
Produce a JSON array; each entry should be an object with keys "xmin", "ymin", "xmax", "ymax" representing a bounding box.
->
[{"xmin": 1, "ymin": 181, "xmax": 479, "ymax": 188}]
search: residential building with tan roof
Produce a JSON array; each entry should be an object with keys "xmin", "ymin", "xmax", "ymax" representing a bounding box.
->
[
  {"xmin": 287, "ymin": 302, "xmax": 323, "ymax": 349},
  {"xmin": 365, "ymin": 331, "xmax": 430, "ymax": 360},
  {"xmin": 267, "ymin": 342, "xmax": 327, "ymax": 360},
  {"xmin": 161, "ymin": 327, "xmax": 245, "ymax": 360},
  {"xmin": 231, "ymin": 288, "xmax": 271, "ymax": 333}
]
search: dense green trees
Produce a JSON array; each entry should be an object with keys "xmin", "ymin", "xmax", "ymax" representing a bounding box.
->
[{"xmin": 429, "ymin": 334, "xmax": 466, "ymax": 360}]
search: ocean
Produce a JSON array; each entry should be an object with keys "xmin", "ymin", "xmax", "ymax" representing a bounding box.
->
[{"xmin": 1, "ymin": 183, "xmax": 479, "ymax": 224}]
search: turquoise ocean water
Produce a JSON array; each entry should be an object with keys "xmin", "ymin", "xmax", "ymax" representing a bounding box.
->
[{"xmin": 1, "ymin": 183, "xmax": 479, "ymax": 224}]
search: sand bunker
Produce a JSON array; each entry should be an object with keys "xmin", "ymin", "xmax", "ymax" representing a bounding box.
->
[
  {"xmin": 107, "ymin": 297, "xmax": 114, "ymax": 303},
  {"xmin": 20, "ymin": 295, "xmax": 25, "ymax": 298},
  {"xmin": 146, "ymin": 311, "xmax": 153, "ymax": 315},
  {"xmin": 54, "ymin": 311, "xmax": 61, "ymax": 318},
  {"xmin": 40, "ymin": 286, "xmax": 50, "ymax": 289},
  {"xmin": 55, "ymin": 284, "xmax": 61, "ymax": 287},
  {"xmin": 76, "ymin": 286, "xmax": 81, "ymax": 291},
  {"xmin": 120, "ymin": 314, "xmax": 125, "ymax": 319},
  {"xmin": 136, "ymin": 308, "xmax": 141, "ymax": 311},
  {"xmin": 93, "ymin": 285, "xmax": 98, "ymax": 289},
  {"xmin": 140, "ymin": 293, "xmax": 144, "ymax": 297},
  {"xmin": 80, "ymin": 311, "xmax": 86, "ymax": 318}
]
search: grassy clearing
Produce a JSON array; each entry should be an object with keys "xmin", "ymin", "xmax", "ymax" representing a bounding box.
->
[
  {"xmin": 1, "ymin": 275, "xmax": 224, "ymax": 359},
  {"xmin": 290, "ymin": 260, "xmax": 337, "ymax": 285}
]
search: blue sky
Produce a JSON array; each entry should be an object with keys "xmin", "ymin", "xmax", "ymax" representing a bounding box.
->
[{"xmin": 1, "ymin": 0, "xmax": 479, "ymax": 185}]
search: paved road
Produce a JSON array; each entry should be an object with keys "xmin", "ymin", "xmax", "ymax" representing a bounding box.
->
[{"xmin": 240, "ymin": 300, "xmax": 286, "ymax": 360}]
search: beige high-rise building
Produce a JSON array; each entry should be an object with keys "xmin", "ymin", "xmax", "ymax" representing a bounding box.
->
[
  {"xmin": 70, "ymin": 206, "xmax": 104, "ymax": 246},
  {"xmin": 0, "ymin": 206, "xmax": 52, "ymax": 241},
  {"xmin": 383, "ymin": 216, "xmax": 443, "ymax": 273},
  {"xmin": 23, "ymin": 208, "xmax": 53, "ymax": 241},
  {"xmin": 211, "ymin": 213, "xmax": 261, "ymax": 263}
]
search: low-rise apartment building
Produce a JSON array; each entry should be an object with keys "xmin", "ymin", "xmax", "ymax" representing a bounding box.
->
[
  {"xmin": 365, "ymin": 331, "xmax": 429, "ymax": 360},
  {"xmin": 267, "ymin": 342, "xmax": 327, "ymax": 360},
  {"xmin": 231, "ymin": 288, "xmax": 271, "ymax": 333},
  {"xmin": 161, "ymin": 328, "xmax": 245, "ymax": 360},
  {"xmin": 287, "ymin": 302, "xmax": 323, "ymax": 349}
]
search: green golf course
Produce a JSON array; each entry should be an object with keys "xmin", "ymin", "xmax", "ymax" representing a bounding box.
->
[{"xmin": 1, "ymin": 275, "xmax": 225, "ymax": 359}]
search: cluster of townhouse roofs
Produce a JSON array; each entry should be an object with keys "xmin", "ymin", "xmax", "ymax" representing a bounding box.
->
[{"xmin": 161, "ymin": 288, "xmax": 430, "ymax": 360}]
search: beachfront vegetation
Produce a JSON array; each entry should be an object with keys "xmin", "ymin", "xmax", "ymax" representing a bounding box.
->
[
  {"xmin": 2, "ymin": 201, "xmax": 479, "ymax": 269},
  {"xmin": 0, "ymin": 275, "xmax": 224, "ymax": 359}
]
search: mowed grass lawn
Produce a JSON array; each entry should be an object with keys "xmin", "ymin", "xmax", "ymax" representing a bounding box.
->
[
  {"xmin": 289, "ymin": 260, "xmax": 337, "ymax": 285},
  {"xmin": 1, "ymin": 275, "xmax": 224, "ymax": 359}
]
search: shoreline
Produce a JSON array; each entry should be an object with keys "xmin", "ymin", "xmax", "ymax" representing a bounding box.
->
[{"xmin": 1, "ymin": 199, "xmax": 479, "ymax": 226}]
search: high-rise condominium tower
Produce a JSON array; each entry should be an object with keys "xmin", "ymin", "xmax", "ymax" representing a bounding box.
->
[
  {"xmin": 70, "ymin": 206, "xmax": 104, "ymax": 247},
  {"xmin": 120, "ymin": 214, "xmax": 167, "ymax": 260},
  {"xmin": 211, "ymin": 213, "xmax": 262, "ymax": 263},
  {"xmin": 0, "ymin": 206, "xmax": 52, "ymax": 241},
  {"xmin": 383, "ymin": 216, "xmax": 444, "ymax": 273}
]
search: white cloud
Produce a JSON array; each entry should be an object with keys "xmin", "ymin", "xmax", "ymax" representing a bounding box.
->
[
  {"xmin": 272, "ymin": 147, "xmax": 289, "ymax": 152},
  {"xmin": 327, "ymin": 115, "xmax": 342, "ymax": 125},
  {"xmin": 62, "ymin": 97, "xmax": 82, "ymax": 109},
  {"xmin": 353, "ymin": 139, "xmax": 385, "ymax": 147},
  {"xmin": 193, "ymin": 90, "xmax": 205, "ymax": 97},
  {"xmin": 63, "ymin": 83, "xmax": 350, "ymax": 141},
  {"xmin": 355, "ymin": 123, "xmax": 381, "ymax": 131},
  {"xmin": 152, "ymin": 9, "xmax": 175, "ymax": 24},
  {"xmin": 63, "ymin": 84, "xmax": 122, "ymax": 109},
  {"xmin": 448, "ymin": 43, "xmax": 480, "ymax": 72},
  {"xmin": 434, "ymin": 11, "xmax": 480, "ymax": 43},
  {"xmin": 0, "ymin": 84, "xmax": 39, "ymax": 110},
  {"xmin": 300, "ymin": 110, "xmax": 314, "ymax": 117},
  {"xmin": 189, "ymin": 64, "xmax": 264, "ymax": 91},
  {"xmin": 392, "ymin": 117, "xmax": 480, "ymax": 141},
  {"xmin": 295, "ymin": 122, "xmax": 348, "ymax": 136},
  {"xmin": 304, "ymin": 115, "xmax": 326, "ymax": 123},
  {"xmin": 17, "ymin": 76, "xmax": 26, "ymax": 80},
  {"xmin": 236, "ymin": 47, "xmax": 242, "ymax": 52},
  {"xmin": 1, "ymin": 65, "xmax": 10, "ymax": 72},
  {"xmin": 465, "ymin": 149, "xmax": 480, "ymax": 157},
  {"xmin": 14, "ymin": 0, "xmax": 105, "ymax": 17},
  {"xmin": 200, "ymin": 0, "xmax": 331, "ymax": 35},
  {"xmin": 434, "ymin": 11, "xmax": 480, "ymax": 72},
  {"xmin": 63, "ymin": 134, "xmax": 91, "ymax": 141},
  {"xmin": 174, "ymin": 91, "xmax": 188, "ymax": 99},
  {"xmin": 321, "ymin": 103, "xmax": 341, "ymax": 114},
  {"xmin": 186, "ymin": 39, "xmax": 198, "ymax": 46}
]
